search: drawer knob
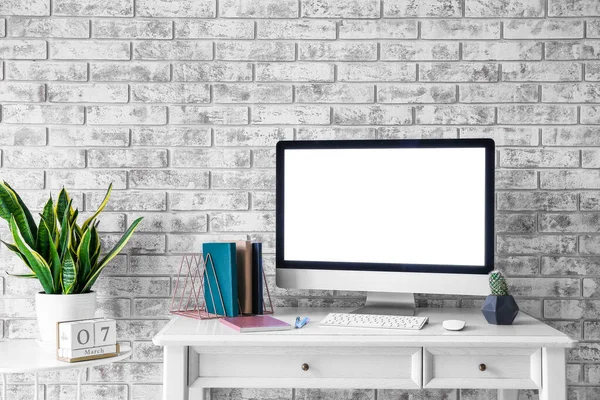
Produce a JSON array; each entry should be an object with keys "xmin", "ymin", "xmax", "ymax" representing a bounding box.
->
[
  {"xmin": 479, "ymin": 364, "xmax": 487, "ymax": 372},
  {"xmin": 301, "ymin": 363, "xmax": 309, "ymax": 371}
]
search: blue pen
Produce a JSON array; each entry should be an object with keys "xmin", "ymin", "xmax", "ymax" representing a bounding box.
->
[{"xmin": 295, "ymin": 316, "xmax": 309, "ymax": 329}]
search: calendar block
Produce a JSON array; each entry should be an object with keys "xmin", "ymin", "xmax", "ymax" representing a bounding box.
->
[
  {"xmin": 58, "ymin": 320, "xmax": 95, "ymax": 350},
  {"xmin": 94, "ymin": 319, "xmax": 116, "ymax": 346}
]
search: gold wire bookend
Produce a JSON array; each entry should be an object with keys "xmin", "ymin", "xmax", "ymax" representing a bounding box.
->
[{"xmin": 170, "ymin": 252, "xmax": 274, "ymax": 320}]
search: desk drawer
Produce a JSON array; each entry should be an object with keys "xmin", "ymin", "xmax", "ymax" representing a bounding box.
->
[
  {"xmin": 423, "ymin": 347, "xmax": 541, "ymax": 389},
  {"xmin": 194, "ymin": 347, "xmax": 421, "ymax": 389}
]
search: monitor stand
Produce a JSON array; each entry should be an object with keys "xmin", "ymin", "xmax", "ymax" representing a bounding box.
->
[{"xmin": 350, "ymin": 292, "xmax": 416, "ymax": 316}]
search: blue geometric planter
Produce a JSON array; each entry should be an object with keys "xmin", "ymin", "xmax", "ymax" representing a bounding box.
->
[{"xmin": 481, "ymin": 295, "xmax": 519, "ymax": 325}]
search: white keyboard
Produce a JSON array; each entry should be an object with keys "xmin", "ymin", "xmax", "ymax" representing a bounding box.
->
[{"xmin": 320, "ymin": 312, "xmax": 428, "ymax": 330}]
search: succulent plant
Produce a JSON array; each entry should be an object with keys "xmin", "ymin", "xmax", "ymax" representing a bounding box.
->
[
  {"xmin": 0, "ymin": 182, "xmax": 142, "ymax": 294},
  {"xmin": 489, "ymin": 270, "xmax": 510, "ymax": 296}
]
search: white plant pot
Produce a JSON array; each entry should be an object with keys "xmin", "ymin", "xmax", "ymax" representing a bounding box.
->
[{"xmin": 35, "ymin": 291, "xmax": 97, "ymax": 345}]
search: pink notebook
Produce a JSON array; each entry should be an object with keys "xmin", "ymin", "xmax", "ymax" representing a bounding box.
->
[{"xmin": 220, "ymin": 315, "xmax": 293, "ymax": 332}]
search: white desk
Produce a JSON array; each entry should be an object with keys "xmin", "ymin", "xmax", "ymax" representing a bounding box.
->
[
  {"xmin": 152, "ymin": 308, "xmax": 577, "ymax": 400},
  {"xmin": 0, "ymin": 340, "xmax": 131, "ymax": 400}
]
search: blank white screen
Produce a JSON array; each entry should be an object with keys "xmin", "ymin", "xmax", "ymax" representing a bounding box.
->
[{"xmin": 284, "ymin": 147, "xmax": 486, "ymax": 266}]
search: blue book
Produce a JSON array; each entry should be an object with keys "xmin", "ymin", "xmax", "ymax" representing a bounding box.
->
[
  {"xmin": 252, "ymin": 243, "xmax": 263, "ymax": 315},
  {"xmin": 202, "ymin": 242, "xmax": 239, "ymax": 317}
]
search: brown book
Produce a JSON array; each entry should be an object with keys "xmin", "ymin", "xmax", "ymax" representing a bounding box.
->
[{"xmin": 236, "ymin": 241, "xmax": 253, "ymax": 314}]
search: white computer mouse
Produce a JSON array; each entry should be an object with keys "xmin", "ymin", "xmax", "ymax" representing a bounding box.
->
[{"xmin": 442, "ymin": 320, "xmax": 466, "ymax": 331}]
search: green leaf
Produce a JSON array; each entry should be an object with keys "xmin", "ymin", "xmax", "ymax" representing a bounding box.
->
[
  {"xmin": 55, "ymin": 188, "xmax": 70, "ymax": 224},
  {"xmin": 61, "ymin": 250, "xmax": 77, "ymax": 294},
  {"xmin": 77, "ymin": 228, "xmax": 92, "ymax": 286},
  {"xmin": 9, "ymin": 216, "xmax": 54, "ymax": 294},
  {"xmin": 89, "ymin": 225, "xmax": 101, "ymax": 268},
  {"xmin": 58, "ymin": 200, "xmax": 72, "ymax": 260},
  {"xmin": 35, "ymin": 213, "xmax": 52, "ymax": 262},
  {"xmin": 5, "ymin": 272, "xmax": 37, "ymax": 278},
  {"xmin": 81, "ymin": 184, "xmax": 112, "ymax": 232},
  {"xmin": 82, "ymin": 217, "xmax": 143, "ymax": 293},
  {"xmin": 0, "ymin": 182, "xmax": 37, "ymax": 248},
  {"xmin": 40, "ymin": 220, "xmax": 62, "ymax": 293}
]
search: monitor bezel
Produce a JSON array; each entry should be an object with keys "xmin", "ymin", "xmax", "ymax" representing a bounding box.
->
[{"xmin": 276, "ymin": 139, "xmax": 495, "ymax": 275}]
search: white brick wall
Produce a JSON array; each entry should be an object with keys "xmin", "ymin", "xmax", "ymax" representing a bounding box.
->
[{"xmin": 1, "ymin": 0, "xmax": 599, "ymax": 398}]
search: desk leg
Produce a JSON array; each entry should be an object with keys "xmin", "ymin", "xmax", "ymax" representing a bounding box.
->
[
  {"xmin": 498, "ymin": 390, "xmax": 518, "ymax": 400},
  {"xmin": 34, "ymin": 373, "xmax": 38, "ymax": 400},
  {"xmin": 540, "ymin": 347, "xmax": 567, "ymax": 400},
  {"xmin": 164, "ymin": 346, "xmax": 189, "ymax": 400}
]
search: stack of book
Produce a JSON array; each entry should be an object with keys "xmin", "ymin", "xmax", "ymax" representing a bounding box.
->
[
  {"xmin": 202, "ymin": 241, "xmax": 265, "ymax": 317},
  {"xmin": 57, "ymin": 318, "xmax": 119, "ymax": 362}
]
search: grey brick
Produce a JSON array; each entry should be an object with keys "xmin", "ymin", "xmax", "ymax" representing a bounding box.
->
[
  {"xmin": 298, "ymin": 127, "xmax": 377, "ymax": 140},
  {"xmin": 252, "ymin": 192, "xmax": 276, "ymax": 211},
  {"xmin": 381, "ymin": 42, "xmax": 459, "ymax": 61},
  {"xmin": 502, "ymin": 62, "xmax": 582, "ymax": 81},
  {"xmin": 131, "ymin": 255, "xmax": 194, "ymax": 275},
  {"xmin": 337, "ymin": 63, "xmax": 416, "ymax": 82},
  {"xmin": 589, "ymin": 20, "xmax": 600, "ymax": 38},
  {"xmin": 214, "ymin": 84, "xmax": 292, "ymax": 103},
  {"xmin": 87, "ymin": 191, "xmax": 166, "ymax": 211},
  {"xmin": 302, "ymin": 0, "xmax": 379, "ymax": 18},
  {"xmin": 212, "ymin": 388, "xmax": 292, "ymax": 400},
  {"xmin": 583, "ymin": 150, "xmax": 600, "ymax": 167},
  {"xmin": 129, "ymin": 170, "xmax": 210, "ymax": 189},
  {"xmin": 252, "ymin": 105, "xmax": 330, "ymax": 125},
  {"xmin": 584, "ymin": 278, "xmax": 600, "ymax": 297},
  {"xmin": 217, "ymin": 42, "xmax": 294, "ymax": 61},
  {"xmin": 339, "ymin": 20, "xmax": 416, "ymax": 39},
  {"xmin": 496, "ymin": 213, "xmax": 536, "ymax": 233},
  {"xmin": 91, "ymin": 362, "xmax": 162, "ymax": 383},
  {"xmin": 542, "ymin": 83, "xmax": 600, "ymax": 102},
  {"xmin": 420, "ymin": 63, "xmax": 498, "ymax": 82},
  {"xmin": 174, "ymin": 62, "xmax": 252, "ymax": 82},
  {"xmin": 212, "ymin": 171, "xmax": 275, "ymax": 189},
  {"xmin": 133, "ymin": 385, "xmax": 163, "ymax": 400},
  {"xmin": 459, "ymin": 389, "xmax": 495, "ymax": 400},
  {"xmin": 542, "ymin": 256, "xmax": 600, "ymax": 275},
  {"xmin": 0, "ymin": 171, "xmax": 43, "ymax": 189},
  {"xmin": 384, "ymin": 0, "xmax": 462, "ymax": 17},
  {"xmin": 299, "ymin": 42, "xmax": 377, "ymax": 61},
  {"xmin": 133, "ymin": 343, "xmax": 163, "ymax": 362},
  {"xmin": 465, "ymin": 0, "xmax": 544, "ymax": 17},
  {"xmin": 0, "ymin": 40, "xmax": 46, "ymax": 59},
  {"xmin": 296, "ymin": 389, "xmax": 374, "ymax": 400},
  {"xmin": 546, "ymin": 41, "xmax": 600, "ymax": 60},
  {"xmin": 378, "ymin": 126, "xmax": 457, "ymax": 139},
  {"xmin": 580, "ymin": 192, "xmax": 600, "ymax": 211},
  {"xmin": 460, "ymin": 84, "xmax": 538, "ymax": 103},
  {"xmin": 48, "ymin": 83, "xmax": 127, "ymax": 103},
  {"xmin": 135, "ymin": 41, "xmax": 212, "ymax": 61},
  {"xmin": 47, "ymin": 385, "xmax": 128, "ymax": 400},
  {"xmin": 51, "ymin": 40, "xmax": 128, "ymax": 60},
  {"xmin": 170, "ymin": 192, "xmax": 249, "ymax": 211},
  {"xmin": 211, "ymin": 212, "xmax": 275, "ymax": 232},
  {"xmin": 176, "ymin": 20, "xmax": 253, "ymax": 39},
  {"xmin": 0, "ymin": 0, "xmax": 49, "ymax": 16},
  {"xmin": 51, "ymin": 127, "xmax": 129, "ymax": 146},
  {"xmin": 116, "ymin": 320, "xmax": 168, "ymax": 340},
  {"xmin": 91, "ymin": 62, "xmax": 170, "ymax": 82},
  {"xmin": 256, "ymin": 63, "xmax": 334, "ymax": 82},
  {"xmin": 580, "ymin": 235, "xmax": 600, "ymax": 254},
  {"xmin": 498, "ymin": 105, "xmax": 577, "ymax": 124},
  {"xmin": 87, "ymin": 106, "xmax": 167, "ymax": 125},
  {"xmin": 463, "ymin": 42, "xmax": 542, "ymax": 61},
  {"xmin": 500, "ymin": 149, "xmax": 579, "ymax": 168},
  {"xmin": 133, "ymin": 298, "xmax": 169, "ymax": 317},
  {"xmin": 584, "ymin": 321, "xmax": 600, "ymax": 339},
  {"xmin": 220, "ymin": 0, "xmax": 297, "ymax": 18},
  {"xmin": 136, "ymin": 0, "xmax": 214, "ymax": 17},
  {"xmin": 497, "ymin": 235, "xmax": 577, "ymax": 254},
  {"xmin": 540, "ymin": 214, "xmax": 600, "ymax": 233},
  {"xmin": 94, "ymin": 276, "xmax": 169, "ymax": 296},
  {"xmin": 378, "ymin": 84, "xmax": 455, "ymax": 104},
  {"xmin": 569, "ymin": 343, "xmax": 600, "ymax": 362},
  {"xmin": 296, "ymin": 83, "xmax": 374, "ymax": 103},
  {"xmin": 416, "ymin": 105, "xmax": 495, "ymax": 125},
  {"xmin": 0, "ymin": 82, "xmax": 45, "ymax": 102},
  {"xmin": 47, "ymin": 170, "xmax": 127, "ymax": 189},
  {"xmin": 496, "ymin": 170, "xmax": 537, "ymax": 189},
  {"xmin": 258, "ymin": 20, "xmax": 336, "ymax": 40},
  {"xmin": 9, "ymin": 18, "xmax": 89, "ymax": 38},
  {"xmin": 543, "ymin": 127, "xmax": 600, "ymax": 146},
  {"xmin": 497, "ymin": 191, "xmax": 576, "ymax": 211},
  {"xmin": 131, "ymin": 212, "xmax": 207, "ymax": 233},
  {"xmin": 510, "ymin": 277, "xmax": 580, "ymax": 297},
  {"xmin": 334, "ymin": 105, "xmax": 412, "ymax": 125},
  {"xmin": 93, "ymin": 20, "xmax": 172, "ymax": 39},
  {"xmin": 496, "ymin": 256, "xmax": 539, "ymax": 275},
  {"xmin": 254, "ymin": 149, "xmax": 275, "ymax": 168},
  {"xmin": 171, "ymin": 149, "xmax": 250, "ymax": 168},
  {"xmin": 379, "ymin": 389, "xmax": 457, "ymax": 400},
  {"xmin": 170, "ymin": 234, "xmax": 247, "ymax": 253},
  {"xmin": 505, "ymin": 20, "xmax": 584, "ymax": 39},
  {"xmin": 88, "ymin": 149, "xmax": 167, "ymax": 168},
  {"xmin": 3, "ymin": 104, "xmax": 84, "ymax": 124},
  {"xmin": 0, "ymin": 126, "xmax": 46, "ymax": 146},
  {"xmin": 214, "ymin": 127, "xmax": 292, "ymax": 146},
  {"xmin": 547, "ymin": 321, "xmax": 582, "ymax": 339},
  {"xmin": 54, "ymin": 0, "xmax": 132, "ymax": 16},
  {"xmin": 541, "ymin": 170, "xmax": 600, "ymax": 189},
  {"xmin": 170, "ymin": 106, "xmax": 248, "ymax": 124},
  {"xmin": 421, "ymin": 20, "xmax": 500, "ymax": 40},
  {"xmin": 5, "ymin": 148, "xmax": 85, "ymax": 168},
  {"xmin": 582, "ymin": 105, "xmax": 600, "ymax": 124},
  {"xmin": 131, "ymin": 127, "xmax": 211, "ymax": 147},
  {"xmin": 584, "ymin": 365, "xmax": 600, "ymax": 383},
  {"xmin": 131, "ymin": 83, "xmax": 210, "ymax": 103},
  {"xmin": 549, "ymin": 0, "xmax": 600, "ymax": 16}
]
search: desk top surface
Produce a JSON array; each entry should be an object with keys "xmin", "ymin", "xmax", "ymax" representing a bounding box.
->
[{"xmin": 153, "ymin": 308, "xmax": 577, "ymax": 348}]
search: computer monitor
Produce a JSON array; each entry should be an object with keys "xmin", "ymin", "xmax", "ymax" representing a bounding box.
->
[{"xmin": 275, "ymin": 139, "xmax": 495, "ymax": 315}]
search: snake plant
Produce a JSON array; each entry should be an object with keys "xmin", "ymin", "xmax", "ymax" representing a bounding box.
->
[{"xmin": 0, "ymin": 182, "xmax": 142, "ymax": 294}]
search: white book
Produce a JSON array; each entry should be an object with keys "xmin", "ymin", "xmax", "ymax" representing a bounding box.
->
[{"xmin": 60, "ymin": 344, "xmax": 117, "ymax": 359}]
